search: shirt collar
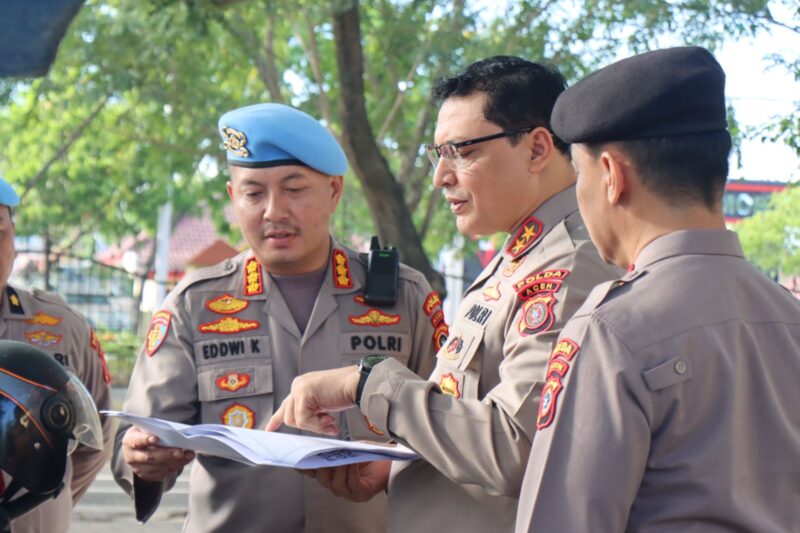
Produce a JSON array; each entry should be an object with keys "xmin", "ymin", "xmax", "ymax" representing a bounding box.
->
[{"xmin": 631, "ymin": 229, "xmax": 744, "ymax": 272}]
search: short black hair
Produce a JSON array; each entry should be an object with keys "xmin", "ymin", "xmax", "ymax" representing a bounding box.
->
[
  {"xmin": 433, "ymin": 56, "xmax": 569, "ymax": 155},
  {"xmin": 585, "ymin": 130, "xmax": 732, "ymax": 208}
]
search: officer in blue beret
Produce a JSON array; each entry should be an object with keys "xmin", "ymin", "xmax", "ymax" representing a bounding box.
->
[
  {"xmin": 0, "ymin": 174, "xmax": 112, "ymax": 533},
  {"xmin": 516, "ymin": 46, "xmax": 800, "ymax": 531},
  {"xmin": 113, "ymin": 104, "xmax": 441, "ymax": 533}
]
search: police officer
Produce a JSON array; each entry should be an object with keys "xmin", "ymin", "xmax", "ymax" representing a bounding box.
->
[
  {"xmin": 0, "ymin": 176, "xmax": 113, "ymax": 533},
  {"xmin": 111, "ymin": 103, "xmax": 440, "ymax": 532},
  {"xmin": 267, "ymin": 56, "xmax": 619, "ymax": 532},
  {"xmin": 0, "ymin": 340, "xmax": 105, "ymax": 533},
  {"xmin": 515, "ymin": 46, "xmax": 800, "ymax": 531}
]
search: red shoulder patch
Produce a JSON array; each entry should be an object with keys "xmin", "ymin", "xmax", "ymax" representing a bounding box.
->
[
  {"xmin": 423, "ymin": 292, "xmax": 442, "ymax": 316},
  {"xmin": 145, "ymin": 311, "xmax": 172, "ymax": 356},
  {"xmin": 537, "ymin": 338, "xmax": 580, "ymax": 430}
]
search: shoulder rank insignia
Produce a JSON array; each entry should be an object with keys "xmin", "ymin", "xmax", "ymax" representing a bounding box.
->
[
  {"xmin": 332, "ymin": 249, "xmax": 353, "ymax": 289},
  {"xmin": 221, "ymin": 126, "xmax": 249, "ymax": 157},
  {"xmin": 5, "ymin": 286, "xmax": 24, "ymax": 315},
  {"xmin": 24, "ymin": 330, "xmax": 62, "ymax": 348},
  {"xmin": 25, "ymin": 312, "xmax": 62, "ymax": 326},
  {"xmin": 146, "ymin": 310, "xmax": 172, "ymax": 356},
  {"xmin": 244, "ymin": 257, "xmax": 264, "ymax": 296},
  {"xmin": 505, "ymin": 216, "xmax": 543, "ymax": 259},
  {"xmin": 222, "ymin": 403, "xmax": 255, "ymax": 428},
  {"xmin": 518, "ymin": 294, "xmax": 556, "ymax": 336},
  {"xmin": 423, "ymin": 291, "xmax": 442, "ymax": 316},
  {"xmin": 482, "ymin": 281, "xmax": 502, "ymax": 301},
  {"xmin": 439, "ymin": 373, "xmax": 461, "ymax": 399},
  {"xmin": 207, "ymin": 294, "xmax": 250, "ymax": 315},
  {"xmin": 199, "ymin": 317, "xmax": 260, "ymax": 335},
  {"xmin": 349, "ymin": 309, "xmax": 400, "ymax": 327},
  {"xmin": 216, "ymin": 371, "xmax": 251, "ymax": 392},
  {"xmin": 537, "ymin": 338, "xmax": 581, "ymax": 430},
  {"xmin": 433, "ymin": 323, "xmax": 449, "ymax": 351}
]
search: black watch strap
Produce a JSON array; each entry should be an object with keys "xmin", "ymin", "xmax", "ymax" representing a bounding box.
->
[{"xmin": 356, "ymin": 355, "xmax": 387, "ymax": 407}]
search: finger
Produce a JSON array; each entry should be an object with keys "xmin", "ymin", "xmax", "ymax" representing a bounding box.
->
[
  {"xmin": 346, "ymin": 463, "xmax": 362, "ymax": 494},
  {"xmin": 265, "ymin": 401, "xmax": 287, "ymax": 432},
  {"xmin": 124, "ymin": 427, "xmax": 156, "ymax": 449},
  {"xmin": 314, "ymin": 467, "xmax": 335, "ymax": 491},
  {"xmin": 329, "ymin": 464, "xmax": 351, "ymax": 497}
]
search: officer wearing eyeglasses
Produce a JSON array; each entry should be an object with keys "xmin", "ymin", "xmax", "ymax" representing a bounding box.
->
[{"xmin": 268, "ymin": 56, "xmax": 620, "ymax": 533}]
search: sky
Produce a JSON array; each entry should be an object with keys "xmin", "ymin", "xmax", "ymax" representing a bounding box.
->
[{"xmin": 718, "ymin": 16, "xmax": 799, "ymax": 184}]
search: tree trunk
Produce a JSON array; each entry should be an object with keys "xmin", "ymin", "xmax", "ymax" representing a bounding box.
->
[{"xmin": 331, "ymin": 1, "xmax": 444, "ymax": 294}]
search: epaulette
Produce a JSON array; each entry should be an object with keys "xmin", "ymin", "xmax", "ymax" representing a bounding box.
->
[{"xmin": 172, "ymin": 255, "xmax": 243, "ymax": 296}]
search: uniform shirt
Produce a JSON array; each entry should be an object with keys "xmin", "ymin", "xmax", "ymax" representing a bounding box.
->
[
  {"xmin": 0, "ymin": 284, "xmax": 113, "ymax": 533},
  {"xmin": 516, "ymin": 229, "xmax": 800, "ymax": 532},
  {"xmin": 111, "ymin": 241, "xmax": 439, "ymax": 533},
  {"xmin": 359, "ymin": 186, "xmax": 620, "ymax": 533}
]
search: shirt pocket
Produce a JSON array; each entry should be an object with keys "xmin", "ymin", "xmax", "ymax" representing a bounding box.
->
[
  {"xmin": 340, "ymin": 332, "xmax": 412, "ymax": 367},
  {"xmin": 197, "ymin": 360, "xmax": 274, "ymax": 428},
  {"xmin": 642, "ymin": 356, "xmax": 693, "ymax": 391}
]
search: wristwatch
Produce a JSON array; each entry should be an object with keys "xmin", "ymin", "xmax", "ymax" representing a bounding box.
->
[{"xmin": 356, "ymin": 355, "xmax": 387, "ymax": 407}]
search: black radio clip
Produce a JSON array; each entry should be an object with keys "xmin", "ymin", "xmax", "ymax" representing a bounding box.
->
[{"xmin": 363, "ymin": 236, "xmax": 399, "ymax": 307}]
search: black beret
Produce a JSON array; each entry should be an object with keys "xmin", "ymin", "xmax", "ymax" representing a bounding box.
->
[{"xmin": 552, "ymin": 46, "xmax": 727, "ymax": 144}]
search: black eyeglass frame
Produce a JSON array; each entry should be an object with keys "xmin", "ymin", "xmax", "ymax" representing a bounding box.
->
[{"xmin": 425, "ymin": 127, "xmax": 535, "ymax": 168}]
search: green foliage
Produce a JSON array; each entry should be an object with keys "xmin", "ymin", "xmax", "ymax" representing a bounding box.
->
[
  {"xmin": 97, "ymin": 328, "xmax": 142, "ymax": 385},
  {"xmin": 735, "ymin": 185, "xmax": 800, "ymax": 275},
  {"xmin": 0, "ymin": 0, "xmax": 792, "ymax": 265}
]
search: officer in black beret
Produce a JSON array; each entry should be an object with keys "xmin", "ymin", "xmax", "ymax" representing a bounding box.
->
[{"xmin": 516, "ymin": 46, "xmax": 800, "ymax": 531}]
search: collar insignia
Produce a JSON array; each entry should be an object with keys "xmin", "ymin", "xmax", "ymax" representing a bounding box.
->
[
  {"xmin": 332, "ymin": 249, "xmax": 353, "ymax": 289},
  {"xmin": 244, "ymin": 258, "xmax": 264, "ymax": 296},
  {"xmin": 505, "ymin": 216, "xmax": 543, "ymax": 258}
]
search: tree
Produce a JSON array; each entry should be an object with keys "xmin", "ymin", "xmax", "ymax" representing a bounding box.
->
[
  {"xmin": 735, "ymin": 185, "xmax": 800, "ymax": 276},
  {"xmin": 1, "ymin": 0, "xmax": 792, "ymax": 292}
]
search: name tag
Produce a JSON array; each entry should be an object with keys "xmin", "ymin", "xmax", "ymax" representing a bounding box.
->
[
  {"xmin": 342, "ymin": 333, "xmax": 411, "ymax": 355},
  {"xmin": 194, "ymin": 335, "xmax": 269, "ymax": 364}
]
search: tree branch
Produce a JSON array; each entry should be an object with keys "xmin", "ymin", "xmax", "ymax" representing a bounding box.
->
[{"xmin": 293, "ymin": 11, "xmax": 333, "ymax": 125}]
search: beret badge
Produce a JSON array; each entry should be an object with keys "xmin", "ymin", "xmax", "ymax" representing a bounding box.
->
[{"xmin": 222, "ymin": 126, "xmax": 249, "ymax": 157}]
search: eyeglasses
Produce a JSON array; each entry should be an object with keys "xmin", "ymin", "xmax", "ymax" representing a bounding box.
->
[{"xmin": 425, "ymin": 127, "xmax": 534, "ymax": 170}]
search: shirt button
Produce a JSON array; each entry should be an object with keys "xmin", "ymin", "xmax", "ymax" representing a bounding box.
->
[{"xmin": 674, "ymin": 360, "xmax": 687, "ymax": 375}]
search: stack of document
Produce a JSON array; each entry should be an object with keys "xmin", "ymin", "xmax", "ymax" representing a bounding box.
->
[{"xmin": 104, "ymin": 411, "xmax": 418, "ymax": 469}]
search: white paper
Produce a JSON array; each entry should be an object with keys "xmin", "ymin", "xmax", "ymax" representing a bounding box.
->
[{"xmin": 103, "ymin": 410, "xmax": 418, "ymax": 469}]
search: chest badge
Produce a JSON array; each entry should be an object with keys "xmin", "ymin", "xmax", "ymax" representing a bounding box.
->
[
  {"xmin": 145, "ymin": 310, "xmax": 172, "ymax": 356},
  {"xmin": 216, "ymin": 371, "xmax": 251, "ymax": 393},
  {"xmin": 25, "ymin": 312, "xmax": 62, "ymax": 326},
  {"xmin": 24, "ymin": 330, "xmax": 62, "ymax": 348},
  {"xmin": 439, "ymin": 373, "xmax": 461, "ymax": 399},
  {"xmin": 518, "ymin": 294, "xmax": 556, "ymax": 336},
  {"xmin": 198, "ymin": 317, "xmax": 260, "ymax": 335},
  {"xmin": 443, "ymin": 335, "xmax": 464, "ymax": 360},
  {"xmin": 348, "ymin": 309, "xmax": 400, "ymax": 327},
  {"xmin": 482, "ymin": 281, "xmax": 502, "ymax": 301},
  {"xmin": 222, "ymin": 403, "xmax": 255, "ymax": 428},
  {"xmin": 207, "ymin": 294, "xmax": 249, "ymax": 315}
]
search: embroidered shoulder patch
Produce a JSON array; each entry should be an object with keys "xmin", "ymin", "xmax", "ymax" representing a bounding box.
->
[
  {"xmin": 433, "ymin": 323, "xmax": 449, "ymax": 351},
  {"xmin": 423, "ymin": 291, "xmax": 442, "ymax": 316},
  {"xmin": 537, "ymin": 338, "xmax": 581, "ymax": 430},
  {"xmin": 332, "ymin": 249, "xmax": 353, "ymax": 288},
  {"xmin": 24, "ymin": 330, "xmax": 62, "ymax": 348},
  {"xmin": 349, "ymin": 309, "xmax": 401, "ymax": 327},
  {"xmin": 199, "ymin": 317, "xmax": 260, "ymax": 335},
  {"xmin": 216, "ymin": 371, "xmax": 251, "ymax": 392},
  {"xmin": 25, "ymin": 312, "xmax": 62, "ymax": 326},
  {"xmin": 439, "ymin": 373, "xmax": 461, "ymax": 399},
  {"xmin": 430, "ymin": 309, "xmax": 445, "ymax": 329},
  {"xmin": 506, "ymin": 216, "xmax": 543, "ymax": 258},
  {"xmin": 145, "ymin": 310, "xmax": 172, "ymax": 356},
  {"xmin": 207, "ymin": 294, "xmax": 249, "ymax": 315},
  {"xmin": 518, "ymin": 294, "xmax": 556, "ymax": 336},
  {"xmin": 244, "ymin": 257, "xmax": 264, "ymax": 296},
  {"xmin": 222, "ymin": 403, "xmax": 255, "ymax": 428}
]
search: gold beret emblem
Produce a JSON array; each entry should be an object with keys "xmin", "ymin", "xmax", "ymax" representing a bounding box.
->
[{"xmin": 222, "ymin": 126, "xmax": 249, "ymax": 157}]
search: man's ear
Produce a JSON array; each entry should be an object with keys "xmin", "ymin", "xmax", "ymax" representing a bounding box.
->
[
  {"xmin": 528, "ymin": 127, "xmax": 554, "ymax": 173},
  {"xmin": 599, "ymin": 150, "xmax": 627, "ymax": 206},
  {"xmin": 226, "ymin": 181, "xmax": 234, "ymax": 202},
  {"xmin": 330, "ymin": 175, "xmax": 344, "ymax": 204}
]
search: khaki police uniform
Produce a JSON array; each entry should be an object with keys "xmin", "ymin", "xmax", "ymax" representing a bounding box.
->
[
  {"xmin": 111, "ymin": 241, "xmax": 439, "ymax": 533},
  {"xmin": 358, "ymin": 186, "xmax": 620, "ymax": 532},
  {"xmin": 516, "ymin": 229, "xmax": 800, "ymax": 531},
  {"xmin": 1, "ymin": 284, "xmax": 113, "ymax": 533}
]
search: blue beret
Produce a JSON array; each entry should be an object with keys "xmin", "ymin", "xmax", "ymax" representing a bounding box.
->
[
  {"xmin": 552, "ymin": 46, "xmax": 727, "ymax": 144},
  {"xmin": 0, "ymin": 175, "xmax": 20, "ymax": 208},
  {"xmin": 218, "ymin": 103, "xmax": 348, "ymax": 176}
]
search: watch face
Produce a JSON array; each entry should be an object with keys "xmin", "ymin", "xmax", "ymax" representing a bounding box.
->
[{"xmin": 362, "ymin": 354, "xmax": 387, "ymax": 370}]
